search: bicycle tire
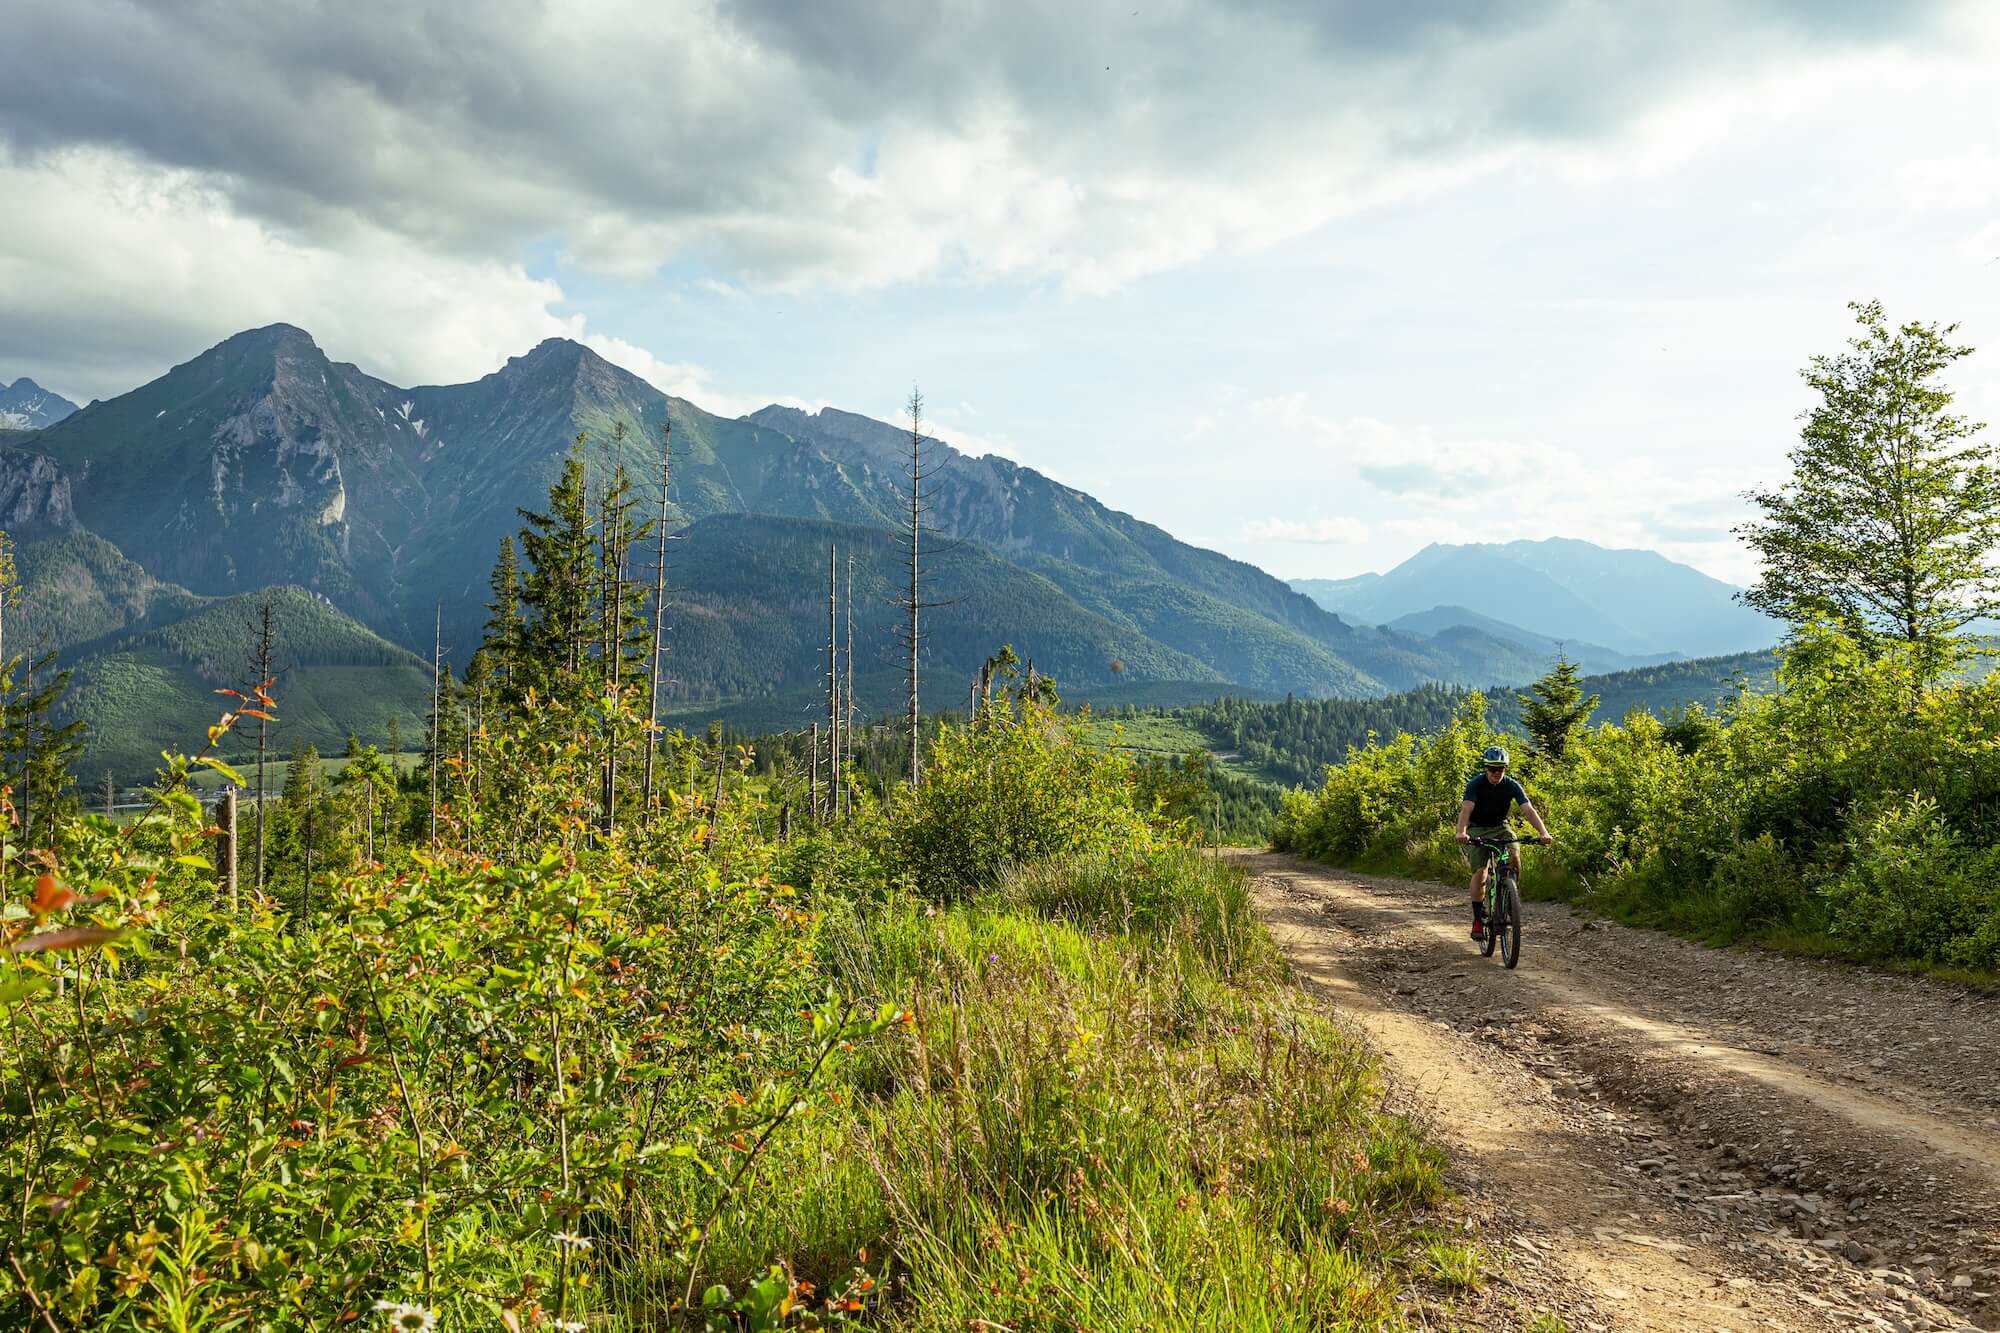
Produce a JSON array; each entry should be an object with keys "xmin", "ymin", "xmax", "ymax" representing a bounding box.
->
[
  {"xmin": 1500, "ymin": 873, "xmax": 1522, "ymax": 969},
  {"xmin": 1479, "ymin": 873, "xmax": 1498, "ymax": 957}
]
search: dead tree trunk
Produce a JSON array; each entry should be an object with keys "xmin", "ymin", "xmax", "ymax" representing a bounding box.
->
[
  {"xmin": 248, "ymin": 598, "xmax": 277, "ymax": 892},
  {"xmin": 844, "ymin": 549, "xmax": 855, "ymax": 817},
  {"xmin": 219, "ymin": 788, "xmax": 239, "ymax": 912},
  {"xmin": 429, "ymin": 606, "xmax": 442, "ymax": 851},
  {"xmin": 827, "ymin": 543, "xmax": 839, "ymax": 820},
  {"xmin": 644, "ymin": 419, "xmax": 672, "ymax": 810},
  {"xmin": 906, "ymin": 388, "xmax": 924, "ymax": 788},
  {"xmin": 706, "ymin": 728, "xmax": 726, "ymax": 847}
]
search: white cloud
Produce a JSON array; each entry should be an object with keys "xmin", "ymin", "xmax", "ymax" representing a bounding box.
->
[
  {"xmin": 1, "ymin": 0, "xmax": 1954, "ymax": 302},
  {"xmin": 1243, "ymin": 516, "xmax": 1370, "ymax": 545},
  {"xmin": 0, "ymin": 147, "xmax": 753, "ymax": 415}
]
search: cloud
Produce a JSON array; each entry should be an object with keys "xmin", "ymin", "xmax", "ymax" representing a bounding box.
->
[
  {"xmin": 1243, "ymin": 516, "xmax": 1370, "ymax": 545},
  {"xmin": 0, "ymin": 0, "xmax": 1952, "ymax": 298},
  {"xmin": 0, "ymin": 146, "xmax": 764, "ymax": 413}
]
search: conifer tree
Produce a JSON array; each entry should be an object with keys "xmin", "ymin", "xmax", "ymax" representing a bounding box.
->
[
  {"xmin": 0, "ymin": 540, "xmax": 83, "ymax": 844},
  {"xmin": 1517, "ymin": 657, "xmax": 1598, "ymax": 762},
  {"xmin": 485, "ymin": 535, "xmax": 525, "ymax": 690},
  {"xmin": 518, "ymin": 443, "xmax": 598, "ymax": 686}
]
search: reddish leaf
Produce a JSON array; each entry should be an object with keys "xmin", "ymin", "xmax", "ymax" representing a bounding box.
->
[
  {"xmin": 31, "ymin": 874, "xmax": 78, "ymax": 915},
  {"xmin": 214, "ymin": 688, "xmax": 244, "ymax": 699},
  {"xmin": 6, "ymin": 925, "xmax": 126, "ymax": 955}
]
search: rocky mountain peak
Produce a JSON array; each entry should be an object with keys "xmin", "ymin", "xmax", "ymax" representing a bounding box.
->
[{"xmin": 0, "ymin": 376, "xmax": 81, "ymax": 429}]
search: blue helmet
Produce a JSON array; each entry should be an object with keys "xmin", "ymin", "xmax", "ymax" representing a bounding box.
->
[{"xmin": 1481, "ymin": 745, "xmax": 1509, "ymax": 768}]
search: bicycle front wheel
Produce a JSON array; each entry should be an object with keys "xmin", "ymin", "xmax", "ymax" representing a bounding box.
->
[{"xmin": 1500, "ymin": 874, "xmax": 1522, "ymax": 969}]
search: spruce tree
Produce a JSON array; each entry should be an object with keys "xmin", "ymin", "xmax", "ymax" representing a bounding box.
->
[
  {"xmin": 1517, "ymin": 657, "xmax": 1598, "ymax": 762},
  {"xmin": 484, "ymin": 535, "xmax": 526, "ymax": 690},
  {"xmin": 517, "ymin": 443, "xmax": 599, "ymax": 688}
]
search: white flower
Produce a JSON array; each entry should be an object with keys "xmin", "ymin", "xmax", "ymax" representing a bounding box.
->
[
  {"xmin": 555, "ymin": 1322, "xmax": 588, "ymax": 1333},
  {"xmin": 551, "ymin": 1230, "xmax": 594, "ymax": 1251},
  {"xmin": 372, "ymin": 1302, "xmax": 438, "ymax": 1332}
]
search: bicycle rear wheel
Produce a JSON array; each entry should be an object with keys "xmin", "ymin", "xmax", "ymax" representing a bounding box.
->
[
  {"xmin": 1479, "ymin": 876, "xmax": 1498, "ymax": 958},
  {"xmin": 1500, "ymin": 873, "xmax": 1522, "ymax": 969}
]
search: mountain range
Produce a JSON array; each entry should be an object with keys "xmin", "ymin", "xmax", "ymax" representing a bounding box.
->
[
  {"xmin": 0, "ymin": 325, "xmax": 1776, "ymax": 777},
  {"xmin": 1291, "ymin": 538, "xmax": 1777, "ymax": 659}
]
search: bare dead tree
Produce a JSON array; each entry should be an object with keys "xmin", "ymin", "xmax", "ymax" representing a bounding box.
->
[
  {"xmin": 247, "ymin": 598, "xmax": 277, "ymax": 892},
  {"xmin": 827, "ymin": 543, "xmax": 839, "ymax": 819},
  {"xmin": 102, "ymin": 769, "xmax": 114, "ymax": 820},
  {"xmin": 644, "ymin": 418, "xmax": 672, "ymax": 810},
  {"xmin": 429, "ymin": 605, "xmax": 442, "ymax": 851},
  {"xmin": 904, "ymin": 389, "xmax": 925, "ymax": 786},
  {"xmin": 844, "ymin": 548, "xmax": 855, "ymax": 817}
]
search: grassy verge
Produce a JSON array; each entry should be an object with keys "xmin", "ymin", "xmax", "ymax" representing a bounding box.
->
[{"xmin": 707, "ymin": 848, "xmax": 1474, "ymax": 1330}]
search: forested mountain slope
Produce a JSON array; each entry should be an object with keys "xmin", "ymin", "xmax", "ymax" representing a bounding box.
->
[{"xmin": 1, "ymin": 324, "xmax": 1589, "ymax": 708}]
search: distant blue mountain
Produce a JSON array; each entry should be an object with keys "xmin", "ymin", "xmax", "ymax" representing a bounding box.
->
[
  {"xmin": 1381, "ymin": 604, "xmax": 1676, "ymax": 675},
  {"xmin": 1292, "ymin": 538, "xmax": 1779, "ymax": 658}
]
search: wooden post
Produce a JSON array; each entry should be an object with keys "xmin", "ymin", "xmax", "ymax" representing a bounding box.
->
[{"xmin": 219, "ymin": 788, "xmax": 239, "ymax": 912}]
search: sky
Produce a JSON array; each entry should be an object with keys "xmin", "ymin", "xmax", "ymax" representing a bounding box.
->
[{"xmin": 4, "ymin": 1, "xmax": 1998, "ymax": 587}]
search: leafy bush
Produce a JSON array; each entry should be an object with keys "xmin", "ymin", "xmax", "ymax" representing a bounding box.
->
[
  {"xmin": 1711, "ymin": 832, "xmax": 1808, "ymax": 932},
  {"xmin": 1277, "ymin": 632, "xmax": 2000, "ymax": 974},
  {"xmin": 887, "ymin": 693, "xmax": 1172, "ymax": 899},
  {"xmin": 1825, "ymin": 794, "xmax": 2000, "ymax": 969}
]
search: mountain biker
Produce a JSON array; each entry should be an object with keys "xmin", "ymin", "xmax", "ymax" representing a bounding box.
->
[{"xmin": 1455, "ymin": 745, "xmax": 1552, "ymax": 940}]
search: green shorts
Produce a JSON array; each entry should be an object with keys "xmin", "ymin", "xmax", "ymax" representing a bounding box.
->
[{"xmin": 1461, "ymin": 826, "xmax": 1510, "ymax": 871}]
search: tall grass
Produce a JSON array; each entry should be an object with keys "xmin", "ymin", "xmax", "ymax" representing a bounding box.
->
[{"xmin": 703, "ymin": 849, "xmax": 1463, "ymax": 1331}]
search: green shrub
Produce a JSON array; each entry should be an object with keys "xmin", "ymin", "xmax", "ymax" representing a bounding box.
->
[
  {"xmin": 1278, "ymin": 633, "xmax": 2000, "ymax": 974},
  {"xmin": 1824, "ymin": 794, "xmax": 2000, "ymax": 968},
  {"xmin": 888, "ymin": 694, "xmax": 1170, "ymax": 899},
  {"xmin": 1711, "ymin": 832, "xmax": 1808, "ymax": 932}
]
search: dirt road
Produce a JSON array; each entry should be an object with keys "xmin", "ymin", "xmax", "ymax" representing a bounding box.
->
[{"xmin": 1237, "ymin": 851, "xmax": 2000, "ymax": 1332}]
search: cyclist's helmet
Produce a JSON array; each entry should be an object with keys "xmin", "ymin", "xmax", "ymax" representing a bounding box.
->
[{"xmin": 1481, "ymin": 745, "xmax": 1509, "ymax": 768}]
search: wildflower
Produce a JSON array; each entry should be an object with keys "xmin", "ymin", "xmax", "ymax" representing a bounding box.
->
[
  {"xmin": 372, "ymin": 1301, "xmax": 438, "ymax": 1331},
  {"xmin": 554, "ymin": 1322, "xmax": 587, "ymax": 1332},
  {"xmin": 552, "ymin": 1231, "xmax": 594, "ymax": 1251}
]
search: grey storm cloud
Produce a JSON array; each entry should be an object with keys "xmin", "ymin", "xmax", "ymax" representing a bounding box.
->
[{"xmin": 0, "ymin": 0, "xmax": 1955, "ymax": 286}]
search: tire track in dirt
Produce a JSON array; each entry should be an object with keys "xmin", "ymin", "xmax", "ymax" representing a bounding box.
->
[{"xmin": 1236, "ymin": 851, "xmax": 2000, "ymax": 1333}]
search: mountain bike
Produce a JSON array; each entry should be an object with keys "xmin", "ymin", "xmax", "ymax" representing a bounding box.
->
[{"xmin": 1468, "ymin": 833, "xmax": 1524, "ymax": 969}]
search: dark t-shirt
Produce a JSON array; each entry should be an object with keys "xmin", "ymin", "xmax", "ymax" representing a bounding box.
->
[{"xmin": 1462, "ymin": 773, "xmax": 1530, "ymax": 826}]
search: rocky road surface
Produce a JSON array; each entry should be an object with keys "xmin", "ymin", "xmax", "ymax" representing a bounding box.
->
[{"xmin": 1237, "ymin": 851, "xmax": 2000, "ymax": 1333}]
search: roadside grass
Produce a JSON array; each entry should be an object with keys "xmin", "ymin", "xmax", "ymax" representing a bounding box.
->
[{"xmin": 697, "ymin": 848, "xmax": 1471, "ymax": 1330}]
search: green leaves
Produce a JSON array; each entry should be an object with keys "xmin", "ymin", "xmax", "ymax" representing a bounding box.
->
[{"xmin": 1741, "ymin": 299, "xmax": 1999, "ymax": 682}]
